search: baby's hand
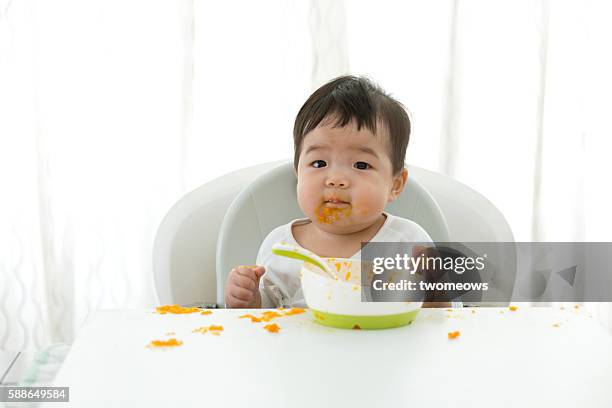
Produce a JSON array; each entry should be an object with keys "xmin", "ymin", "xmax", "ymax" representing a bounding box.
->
[{"xmin": 224, "ymin": 265, "xmax": 266, "ymax": 308}]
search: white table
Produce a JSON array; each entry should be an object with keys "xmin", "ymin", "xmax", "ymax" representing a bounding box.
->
[{"xmin": 49, "ymin": 306, "xmax": 612, "ymax": 408}]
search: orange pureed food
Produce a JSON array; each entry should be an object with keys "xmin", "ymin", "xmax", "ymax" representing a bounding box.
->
[
  {"xmin": 447, "ymin": 331, "xmax": 461, "ymax": 340},
  {"xmin": 239, "ymin": 313, "xmax": 263, "ymax": 323},
  {"xmin": 193, "ymin": 325, "xmax": 224, "ymax": 335},
  {"xmin": 156, "ymin": 304, "xmax": 200, "ymax": 314},
  {"xmin": 263, "ymin": 323, "xmax": 280, "ymax": 333},
  {"xmin": 261, "ymin": 311, "xmax": 282, "ymax": 322},
  {"xmin": 149, "ymin": 338, "xmax": 183, "ymax": 347},
  {"xmin": 282, "ymin": 307, "xmax": 305, "ymax": 316},
  {"xmin": 316, "ymin": 206, "xmax": 351, "ymax": 224},
  {"xmin": 239, "ymin": 308, "xmax": 305, "ymax": 323}
]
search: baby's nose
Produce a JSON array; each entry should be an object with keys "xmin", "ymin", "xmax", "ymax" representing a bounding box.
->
[{"xmin": 325, "ymin": 174, "xmax": 349, "ymax": 188}]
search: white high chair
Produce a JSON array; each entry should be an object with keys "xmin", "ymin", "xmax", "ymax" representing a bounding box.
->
[{"xmin": 153, "ymin": 160, "xmax": 515, "ymax": 307}]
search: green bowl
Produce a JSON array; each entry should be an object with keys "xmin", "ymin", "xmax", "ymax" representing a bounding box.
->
[
  {"xmin": 310, "ymin": 309, "xmax": 420, "ymax": 330},
  {"xmin": 301, "ymin": 258, "xmax": 422, "ymax": 329}
]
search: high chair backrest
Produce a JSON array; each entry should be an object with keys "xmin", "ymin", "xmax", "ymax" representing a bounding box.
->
[{"xmin": 154, "ymin": 160, "xmax": 516, "ymax": 307}]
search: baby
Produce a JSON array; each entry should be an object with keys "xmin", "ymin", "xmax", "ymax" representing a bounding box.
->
[{"xmin": 224, "ymin": 75, "xmax": 449, "ymax": 308}]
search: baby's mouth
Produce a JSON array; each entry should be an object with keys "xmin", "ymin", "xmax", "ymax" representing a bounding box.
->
[{"xmin": 323, "ymin": 198, "xmax": 351, "ymax": 208}]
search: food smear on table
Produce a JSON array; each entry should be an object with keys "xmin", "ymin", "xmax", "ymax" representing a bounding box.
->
[
  {"xmin": 261, "ymin": 311, "xmax": 282, "ymax": 321},
  {"xmin": 193, "ymin": 325, "xmax": 224, "ymax": 336},
  {"xmin": 239, "ymin": 308, "xmax": 305, "ymax": 323},
  {"xmin": 200, "ymin": 310, "xmax": 212, "ymax": 315},
  {"xmin": 148, "ymin": 338, "xmax": 183, "ymax": 348},
  {"xmin": 263, "ymin": 323, "xmax": 280, "ymax": 333},
  {"xmin": 238, "ymin": 311, "xmax": 280, "ymax": 322},
  {"xmin": 156, "ymin": 304, "xmax": 201, "ymax": 314},
  {"xmin": 239, "ymin": 313, "xmax": 262, "ymax": 323},
  {"xmin": 282, "ymin": 307, "xmax": 305, "ymax": 316},
  {"xmin": 509, "ymin": 306, "xmax": 518, "ymax": 312}
]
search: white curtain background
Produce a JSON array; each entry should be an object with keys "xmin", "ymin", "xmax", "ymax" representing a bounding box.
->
[{"xmin": 1, "ymin": 0, "xmax": 611, "ymax": 351}]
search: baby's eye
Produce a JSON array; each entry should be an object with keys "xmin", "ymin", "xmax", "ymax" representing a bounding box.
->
[
  {"xmin": 354, "ymin": 161, "xmax": 371, "ymax": 170},
  {"xmin": 311, "ymin": 160, "xmax": 327, "ymax": 168}
]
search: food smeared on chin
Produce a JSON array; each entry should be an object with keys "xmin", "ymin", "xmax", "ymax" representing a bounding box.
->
[
  {"xmin": 316, "ymin": 205, "xmax": 351, "ymax": 224},
  {"xmin": 314, "ymin": 194, "xmax": 353, "ymax": 224}
]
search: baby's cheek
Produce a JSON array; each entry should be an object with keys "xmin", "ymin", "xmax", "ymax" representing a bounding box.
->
[
  {"xmin": 296, "ymin": 182, "xmax": 318, "ymax": 215},
  {"xmin": 353, "ymin": 193, "xmax": 386, "ymax": 217},
  {"xmin": 353, "ymin": 206, "xmax": 371, "ymax": 217}
]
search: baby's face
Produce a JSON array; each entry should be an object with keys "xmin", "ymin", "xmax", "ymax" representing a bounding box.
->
[{"xmin": 296, "ymin": 120, "xmax": 405, "ymax": 234}]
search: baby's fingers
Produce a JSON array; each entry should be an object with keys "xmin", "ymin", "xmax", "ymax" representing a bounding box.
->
[
  {"xmin": 235, "ymin": 266, "xmax": 265, "ymax": 285},
  {"xmin": 228, "ymin": 285, "xmax": 254, "ymax": 303},
  {"xmin": 232, "ymin": 273, "xmax": 257, "ymax": 291},
  {"xmin": 227, "ymin": 294, "xmax": 252, "ymax": 309}
]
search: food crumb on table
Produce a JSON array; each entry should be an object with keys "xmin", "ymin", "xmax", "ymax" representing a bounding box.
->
[
  {"xmin": 148, "ymin": 338, "xmax": 183, "ymax": 348},
  {"xmin": 264, "ymin": 323, "xmax": 280, "ymax": 333},
  {"xmin": 193, "ymin": 325, "xmax": 224, "ymax": 335},
  {"xmin": 509, "ymin": 306, "xmax": 518, "ymax": 311},
  {"xmin": 447, "ymin": 331, "xmax": 460, "ymax": 340}
]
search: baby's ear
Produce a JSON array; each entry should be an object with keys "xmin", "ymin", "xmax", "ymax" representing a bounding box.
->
[{"xmin": 388, "ymin": 168, "xmax": 408, "ymax": 202}]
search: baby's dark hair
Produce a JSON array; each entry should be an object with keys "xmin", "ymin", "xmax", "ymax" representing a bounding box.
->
[{"xmin": 293, "ymin": 75, "xmax": 411, "ymax": 176}]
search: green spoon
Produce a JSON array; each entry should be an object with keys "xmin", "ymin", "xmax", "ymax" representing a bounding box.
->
[{"xmin": 271, "ymin": 242, "xmax": 338, "ymax": 279}]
